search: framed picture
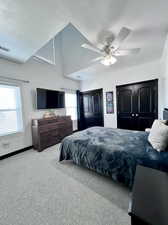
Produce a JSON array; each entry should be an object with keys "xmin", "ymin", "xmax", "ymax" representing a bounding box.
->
[{"xmin": 106, "ymin": 92, "xmax": 114, "ymax": 114}]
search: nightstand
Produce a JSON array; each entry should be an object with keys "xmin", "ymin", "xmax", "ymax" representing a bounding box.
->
[{"xmin": 129, "ymin": 165, "xmax": 168, "ymax": 225}]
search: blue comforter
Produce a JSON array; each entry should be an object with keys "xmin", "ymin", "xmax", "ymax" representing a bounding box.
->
[{"xmin": 59, "ymin": 127, "xmax": 168, "ymax": 188}]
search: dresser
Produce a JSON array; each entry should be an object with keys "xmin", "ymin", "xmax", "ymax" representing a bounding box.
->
[{"xmin": 32, "ymin": 116, "xmax": 73, "ymax": 151}]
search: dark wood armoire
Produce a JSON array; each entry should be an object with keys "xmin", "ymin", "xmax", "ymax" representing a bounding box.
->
[{"xmin": 116, "ymin": 79, "xmax": 158, "ymax": 131}]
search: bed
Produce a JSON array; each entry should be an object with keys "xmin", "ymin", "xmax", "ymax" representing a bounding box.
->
[{"xmin": 59, "ymin": 126, "xmax": 168, "ymax": 188}]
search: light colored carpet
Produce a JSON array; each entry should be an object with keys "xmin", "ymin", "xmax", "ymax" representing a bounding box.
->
[{"xmin": 0, "ymin": 145, "xmax": 131, "ymax": 225}]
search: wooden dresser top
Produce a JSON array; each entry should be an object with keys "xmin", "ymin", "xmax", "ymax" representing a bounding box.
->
[{"xmin": 32, "ymin": 116, "xmax": 71, "ymax": 126}]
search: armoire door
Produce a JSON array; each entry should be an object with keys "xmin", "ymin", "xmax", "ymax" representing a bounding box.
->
[
  {"xmin": 117, "ymin": 79, "xmax": 158, "ymax": 131},
  {"xmin": 82, "ymin": 89, "xmax": 104, "ymax": 129},
  {"xmin": 134, "ymin": 80, "xmax": 158, "ymax": 130},
  {"xmin": 117, "ymin": 84, "xmax": 137, "ymax": 130}
]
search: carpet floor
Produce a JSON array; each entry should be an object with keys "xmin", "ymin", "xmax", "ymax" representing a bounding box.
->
[{"xmin": 0, "ymin": 145, "xmax": 131, "ymax": 225}]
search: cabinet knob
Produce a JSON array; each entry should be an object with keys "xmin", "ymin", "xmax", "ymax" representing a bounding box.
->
[
  {"xmin": 136, "ymin": 114, "xmax": 139, "ymax": 117},
  {"xmin": 132, "ymin": 114, "xmax": 135, "ymax": 117}
]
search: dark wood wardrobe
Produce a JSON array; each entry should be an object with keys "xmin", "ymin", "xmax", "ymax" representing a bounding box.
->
[
  {"xmin": 78, "ymin": 88, "xmax": 104, "ymax": 130},
  {"xmin": 116, "ymin": 79, "xmax": 158, "ymax": 131}
]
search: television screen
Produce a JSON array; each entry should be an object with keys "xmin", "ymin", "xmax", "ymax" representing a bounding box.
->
[{"xmin": 36, "ymin": 88, "xmax": 65, "ymax": 109}]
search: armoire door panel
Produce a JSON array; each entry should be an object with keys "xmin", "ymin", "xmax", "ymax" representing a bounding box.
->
[
  {"xmin": 117, "ymin": 85, "xmax": 136, "ymax": 130},
  {"xmin": 117, "ymin": 117, "xmax": 137, "ymax": 130},
  {"xmin": 117, "ymin": 79, "xmax": 158, "ymax": 131},
  {"xmin": 118, "ymin": 89, "xmax": 133, "ymax": 113},
  {"xmin": 81, "ymin": 89, "xmax": 104, "ymax": 129},
  {"xmin": 137, "ymin": 117, "xmax": 155, "ymax": 131},
  {"xmin": 138, "ymin": 86, "xmax": 152, "ymax": 113},
  {"xmin": 83, "ymin": 95, "xmax": 89, "ymax": 113}
]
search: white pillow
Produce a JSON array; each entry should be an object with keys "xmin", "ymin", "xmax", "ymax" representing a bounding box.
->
[
  {"xmin": 159, "ymin": 120, "xmax": 167, "ymax": 125},
  {"xmin": 148, "ymin": 120, "xmax": 168, "ymax": 152}
]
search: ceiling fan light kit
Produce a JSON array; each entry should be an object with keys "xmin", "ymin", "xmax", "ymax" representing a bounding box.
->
[
  {"xmin": 101, "ymin": 55, "xmax": 117, "ymax": 66},
  {"xmin": 81, "ymin": 27, "xmax": 140, "ymax": 66}
]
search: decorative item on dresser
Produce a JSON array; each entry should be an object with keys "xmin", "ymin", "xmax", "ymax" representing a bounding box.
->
[{"xmin": 32, "ymin": 116, "xmax": 73, "ymax": 152}]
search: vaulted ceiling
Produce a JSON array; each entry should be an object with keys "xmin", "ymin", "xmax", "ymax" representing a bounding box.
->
[{"xmin": 0, "ymin": 0, "xmax": 168, "ymax": 76}]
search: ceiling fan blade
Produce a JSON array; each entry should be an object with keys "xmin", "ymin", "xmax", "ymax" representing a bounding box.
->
[
  {"xmin": 81, "ymin": 43, "xmax": 103, "ymax": 54},
  {"xmin": 113, "ymin": 48, "xmax": 140, "ymax": 56},
  {"xmin": 111, "ymin": 27, "xmax": 131, "ymax": 50},
  {"xmin": 92, "ymin": 56, "xmax": 104, "ymax": 62}
]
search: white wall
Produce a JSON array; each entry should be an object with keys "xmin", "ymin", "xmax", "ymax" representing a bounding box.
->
[
  {"xmin": 161, "ymin": 35, "xmax": 168, "ymax": 108},
  {"xmin": 0, "ymin": 46, "xmax": 79, "ymax": 156},
  {"xmin": 81, "ymin": 60, "xmax": 163, "ymax": 128}
]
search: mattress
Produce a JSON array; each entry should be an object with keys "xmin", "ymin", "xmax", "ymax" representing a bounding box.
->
[{"xmin": 59, "ymin": 127, "xmax": 168, "ymax": 188}]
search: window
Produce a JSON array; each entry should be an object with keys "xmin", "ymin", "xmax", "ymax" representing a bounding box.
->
[
  {"xmin": 65, "ymin": 93, "xmax": 77, "ymax": 121},
  {"xmin": 0, "ymin": 84, "xmax": 23, "ymax": 136}
]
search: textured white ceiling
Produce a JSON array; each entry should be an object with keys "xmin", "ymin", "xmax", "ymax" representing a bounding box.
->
[
  {"xmin": 0, "ymin": 0, "xmax": 168, "ymax": 72},
  {"xmin": 0, "ymin": 0, "xmax": 69, "ymax": 62}
]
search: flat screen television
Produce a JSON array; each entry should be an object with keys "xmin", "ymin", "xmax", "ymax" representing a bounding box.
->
[{"xmin": 36, "ymin": 88, "xmax": 65, "ymax": 109}]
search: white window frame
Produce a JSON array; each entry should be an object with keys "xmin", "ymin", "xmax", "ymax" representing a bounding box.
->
[
  {"xmin": 65, "ymin": 92, "xmax": 77, "ymax": 121},
  {"xmin": 0, "ymin": 82, "xmax": 24, "ymax": 137}
]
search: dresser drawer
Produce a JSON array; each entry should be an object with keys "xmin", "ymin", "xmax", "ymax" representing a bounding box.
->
[
  {"xmin": 40, "ymin": 128, "xmax": 59, "ymax": 136},
  {"xmin": 38, "ymin": 118, "xmax": 58, "ymax": 126},
  {"xmin": 32, "ymin": 116, "xmax": 73, "ymax": 151},
  {"xmin": 39, "ymin": 131, "xmax": 60, "ymax": 150}
]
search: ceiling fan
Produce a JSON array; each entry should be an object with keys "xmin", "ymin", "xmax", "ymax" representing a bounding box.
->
[{"xmin": 81, "ymin": 27, "xmax": 140, "ymax": 66}]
